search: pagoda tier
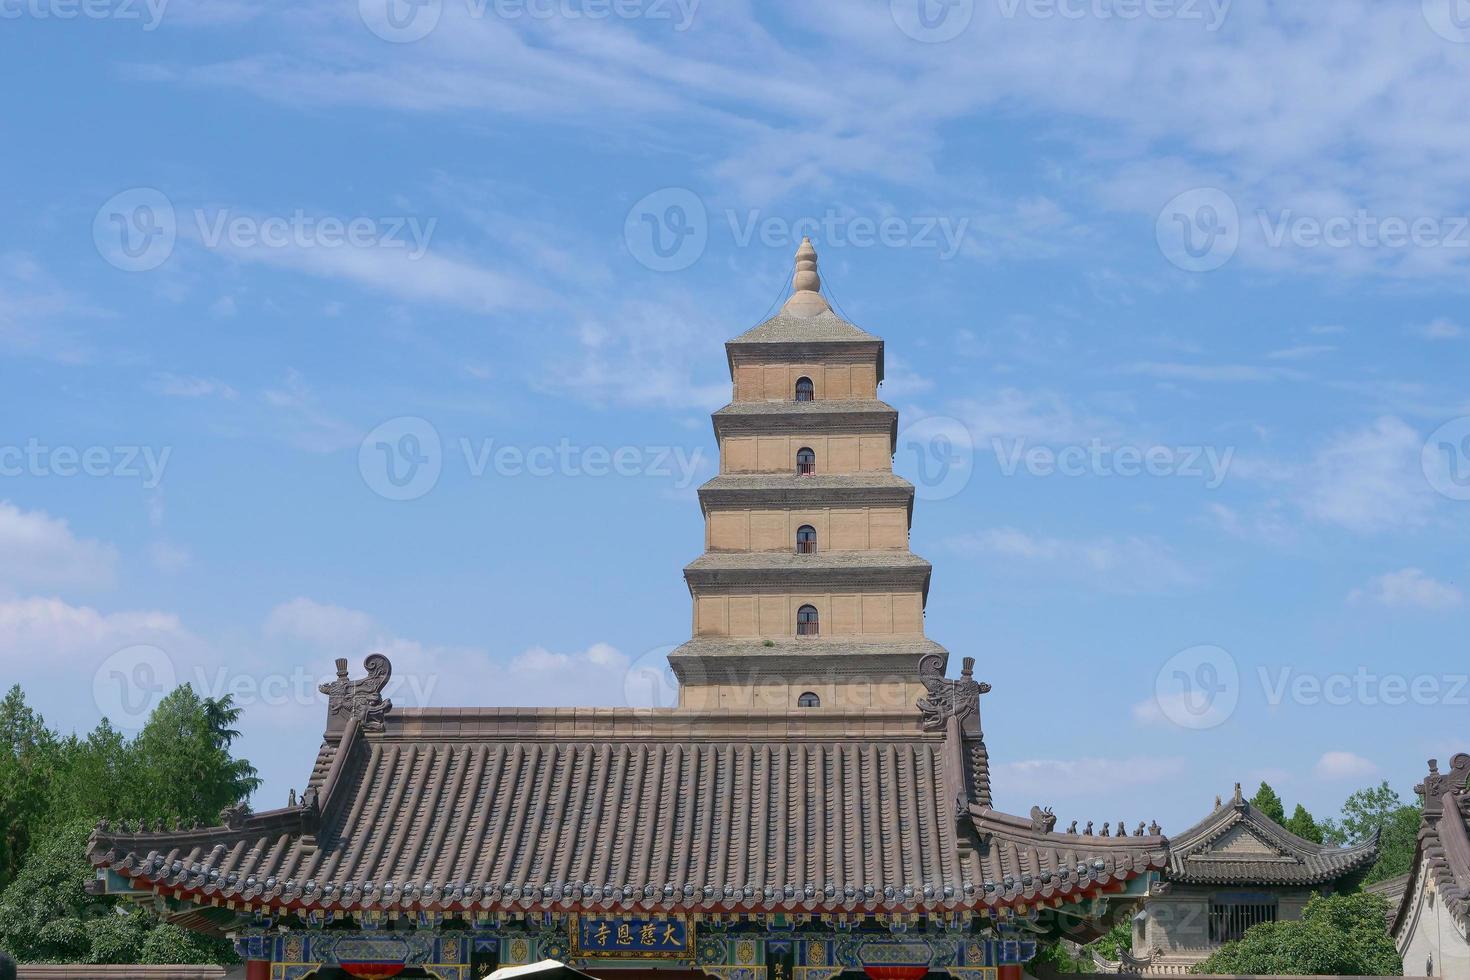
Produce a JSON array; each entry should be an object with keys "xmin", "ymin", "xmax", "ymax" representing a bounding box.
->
[{"xmin": 679, "ymin": 238, "xmax": 936, "ymax": 710}]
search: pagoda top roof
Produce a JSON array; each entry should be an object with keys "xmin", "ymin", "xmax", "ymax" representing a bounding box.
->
[
  {"xmin": 88, "ymin": 655, "xmax": 1167, "ymax": 927},
  {"xmin": 727, "ymin": 309, "xmax": 881, "ymax": 347},
  {"xmin": 724, "ymin": 239, "xmax": 885, "ymax": 381},
  {"xmin": 1166, "ymin": 784, "xmax": 1380, "ymax": 887}
]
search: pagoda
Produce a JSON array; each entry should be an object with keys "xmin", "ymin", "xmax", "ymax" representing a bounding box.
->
[{"xmin": 86, "ymin": 241, "xmax": 1169, "ymax": 980}]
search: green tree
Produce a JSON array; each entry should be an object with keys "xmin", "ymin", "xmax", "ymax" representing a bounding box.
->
[
  {"xmin": 1193, "ymin": 892, "xmax": 1402, "ymax": 976},
  {"xmin": 0, "ymin": 684, "xmax": 258, "ymax": 964},
  {"xmin": 127, "ymin": 687, "xmax": 260, "ymax": 825},
  {"xmin": 0, "ymin": 820, "xmax": 233, "ymax": 965},
  {"xmin": 1322, "ymin": 781, "xmax": 1423, "ymax": 885},
  {"xmin": 1250, "ymin": 781, "xmax": 1286, "ymax": 824},
  {"xmin": 1285, "ymin": 803, "xmax": 1325, "ymax": 843},
  {"xmin": 0, "ymin": 687, "xmax": 59, "ymax": 891}
]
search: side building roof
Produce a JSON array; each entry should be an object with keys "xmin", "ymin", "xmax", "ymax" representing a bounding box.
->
[
  {"xmin": 1390, "ymin": 753, "xmax": 1470, "ymax": 936},
  {"xmin": 1165, "ymin": 784, "xmax": 1380, "ymax": 888},
  {"xmin": 88, "ymin": 655, "xmax": 1166, "ymax": 930}
]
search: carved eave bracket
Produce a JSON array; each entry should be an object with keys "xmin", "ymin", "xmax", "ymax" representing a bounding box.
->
[{"xmin": 319, "ymin": 654, "xmax": 394, "ymax": 733}]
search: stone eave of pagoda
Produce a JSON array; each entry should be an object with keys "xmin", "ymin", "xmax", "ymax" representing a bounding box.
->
[
  {"xmin": 1390, "ymin": 753, "xmax": 1470, "ymax": 937},
  {"xmin": 667, "ymin": 636, "xmax": 954, "ymax": 703},
  {"xmin": 88, "ymin": 654, "xmax": 1168, "ymax": 928},
  {"xmin": 697, "ymin": 473, "xmax": 916, "ymax": 518},
  {"xmin": 710, "ymin": 400, "xmax": 899, "ymax": 446},
  {"xmin": 683, "ymin": 551, "xmax": 932, "ymax": 600},
  {"xmin": 1166, "ymin": 784, "xmax": 1380, "ymax": 888}
]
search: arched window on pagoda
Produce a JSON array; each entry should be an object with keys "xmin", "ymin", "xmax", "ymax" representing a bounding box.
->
[
  {"xmin": 797, "ymin": 691, "xmax": 821, "ymax": 708},
  {"xmin": 796, "ymin": 447, "xmax": 816, "ymax": 476},
  {"xmin": 796, "ymin": 525, "xmax": 817, "ymax": 554},
  {"xmin": 797, "ymin": 604, "xmax": 819, "ymax": 637},
  {"xmin": 795, "ymin": 377, "xmax": 814, "ymax": 402}
]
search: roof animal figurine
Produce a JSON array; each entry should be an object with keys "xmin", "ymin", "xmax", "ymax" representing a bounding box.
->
[
  {"xmin": 1030, "ymin": 806, "xmax": 1057, "ymax": 834},
  {"xmin": 917, "ymin": 653, "xmax": 991, "ymax": 731},
  {"xmin": 319, "ymin": 653, "xmax": 394, "ymax": 732}
]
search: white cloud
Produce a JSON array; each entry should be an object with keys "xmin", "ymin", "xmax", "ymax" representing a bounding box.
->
[
  {"xmin": 1266, "ymin": 345, "xmax": 1335, "ymax": 361},
  {"xmin": 1409, "ymin": 317, "xmax": 1463, "ymax": 340},
  {"xmin": 0, "ymin": 502, "xmax": 118, "ymax": 590},
  {"xmin": 149, "ymin": 372, "xmax": 239, "ymax": 399},
  {"xmin": 1348, "ymin": 568, "xmax": 1463, "ymax": 611},
  {"xmin": 1297, "ymin": 417, "xmax": 1434, "ymax": 533},
  {"xmin": 1123, "ymin": 362, "xmax": 1305, "ymax": 383},
  {"xmin": 263, "ymin": 597, "xmax": 634, "ymax": 709},
  {"xmin": 948, "ymin": 526, "xmax": 1199, "ymax": 594},
  {"xmin": 1314, "ymin": 751, "xmax": 1378, "ymax": 780},
  {"xmin": 0, "ymin": 596, "xmax": 190, "ymax": 662},
  {"xmin": 148, "ymin": 541, "xmax": 193, "ymax": 574},
  {"xmin": 950, "ymin": 387, "xmax": 1119, "ymax": 447},
  {"xmin": 264, "ymin": 597, "xmax": 378, "ymax": 649},
  {"xmin": 995, "ymin": 755, "xmax": 1186, "ymax": 799}
]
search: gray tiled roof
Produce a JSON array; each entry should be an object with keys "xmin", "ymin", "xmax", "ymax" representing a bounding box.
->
[
  {"xmin": 88, "ymin": 697, "xmax": 1167, "ymax": 919},
  {"xmin": 1166, "ymin": 794, "xmax": 1379, "ymax": 886}
]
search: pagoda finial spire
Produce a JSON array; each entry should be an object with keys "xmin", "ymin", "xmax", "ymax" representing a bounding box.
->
[{"xmin": 780, "ymin": 236, "xmax": 831, "ymax": 317}]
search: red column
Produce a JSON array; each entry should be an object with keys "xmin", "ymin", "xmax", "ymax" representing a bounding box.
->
[
  {"xmin": 997, "ymin": 965, "xmax": 1023, "ymax": 980},
  {"xmin": 246, "ymin": 960, "xmax": 271, "ymax": 980}
]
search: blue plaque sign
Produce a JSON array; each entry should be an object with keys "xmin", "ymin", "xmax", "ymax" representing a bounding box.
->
[{"xmin": 569, "ymin": 915, "xmax": 692, "ymax": 959}]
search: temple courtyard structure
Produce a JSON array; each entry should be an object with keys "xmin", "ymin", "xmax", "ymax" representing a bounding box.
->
[{"xmin": 89, "ymin": 241, "xmax": 1182, "ymax": 980}]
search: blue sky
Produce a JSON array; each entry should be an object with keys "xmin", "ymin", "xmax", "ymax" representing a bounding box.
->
[{"xmin": 2, "ymin": 0, "xmax": 1468, "ymax": 835}]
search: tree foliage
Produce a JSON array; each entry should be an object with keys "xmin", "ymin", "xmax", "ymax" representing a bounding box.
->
[
  {"xmin": 1285, "ymin": 803, "xmax": 1325, "ymax": 843},
  {"xmin": 1193, "ymin": 892, "xmax": 1402, "ymax": 976},
  {"xmin": 0, "ymin": 684, "xmax": 258, "ymax": 963},
  {"xmin": 1321, "ymin": 781, "xmax": 1423, "ymax": 885},
  {"xmin": 1250, "ymin": 781, "xmax": 1287, "ymax": 824}
]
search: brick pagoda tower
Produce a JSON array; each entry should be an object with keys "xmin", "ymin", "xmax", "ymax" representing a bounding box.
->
[{"xmin": 672, "ymin": 237, "xmax": 945, "ymax": 710}]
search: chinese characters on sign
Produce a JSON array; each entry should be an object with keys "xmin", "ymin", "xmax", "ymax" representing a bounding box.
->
[{"xmin": 571, "ymin": 916, "xmax": 692, "ymax": 959}]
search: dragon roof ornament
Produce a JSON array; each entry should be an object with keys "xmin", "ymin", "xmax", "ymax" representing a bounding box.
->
[
  {"xmin": 319, "ymin": 654, "xmax": 393, "ymax": 732},
  {"xmin": 917, "ymin": 653, "xmax": 990, "ymax": 731}
]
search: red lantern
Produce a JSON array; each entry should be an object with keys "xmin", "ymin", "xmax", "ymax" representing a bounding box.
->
[{"xmin": 340, "ymin": 963, "xmax": 407, "ymax": 980}]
